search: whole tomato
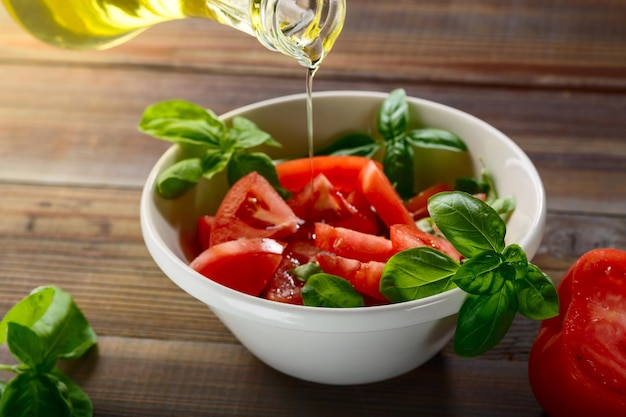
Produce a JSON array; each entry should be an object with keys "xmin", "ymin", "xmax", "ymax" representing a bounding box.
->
[{"xmin": 528, "ymin": 248, "xmax": 626, "ymax": 417}]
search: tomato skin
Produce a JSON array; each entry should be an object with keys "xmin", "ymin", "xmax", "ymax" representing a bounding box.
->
[
  {"xmin": 404, "ymin": 182, "xmax": 453, "ymax": 220},
  {"xmin": 390, "ymin": 224, "xmax": 462, "ymax": 262},
  {"xmin": 209, "ymin": 171, "xmax": 301, "ymax": 247},
  {"xmin": 356, "ymin": 160, "xmax": 415, "ymax": 228},
  {"xmin": 190, "ymin": 238, "xmax": 285, "ymax": 296},
  {"xmin": 314, "ymin": 222, "xmax": 394, "ymax": 263},
  {"xmin": 528, "ymin": 248, "xmax": 626, "ymax": 417},
  {"xmin": 276, "ymin": 155, "xmax": 383, "ymax": 193},
  {"xmin": 316, "ymin": 251, "xmax": 387, "ymax": 302},
  {"xmin": 196, "ymin": 215, "xmax": 215, "ymax": 253}
]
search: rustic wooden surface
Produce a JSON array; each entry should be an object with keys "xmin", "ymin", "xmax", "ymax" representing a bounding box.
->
[{"xmin": 1, "ymin": 1, "xmax": 625, "ymax": 415}]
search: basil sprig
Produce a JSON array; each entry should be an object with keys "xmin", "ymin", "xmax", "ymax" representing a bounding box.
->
[
  {"xmin": 317, "ymin": 89, "xmax": 468, "ymax": 199},
  {"xmin": 0, "ymin": 286, "xmax": 97, "ymax": 417},
  {"xmin": 139, "ymin": 99, "xmax": 286, "ymax": 198},
  {"xmin": 381, "ymin": 191, "xmax": 559, "ymax": 357}
]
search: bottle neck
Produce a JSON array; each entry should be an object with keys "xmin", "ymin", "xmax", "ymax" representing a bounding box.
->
[{"xmin": 249, "ymin": 0, "xmax": 346, "ymax": 69}]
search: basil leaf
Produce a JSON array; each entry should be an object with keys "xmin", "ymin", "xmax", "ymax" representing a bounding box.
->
[
  {"xmin": 377, "ymin": 88, "xmax": 408, "ymax": 141},
  {"xmin": 50, "ymin": 368, "xmax": 93, "ymax": 417},
  {"xmin": 317, "ymin": 133, "xmax": 381, "ymax": 157},
  {"xmin": 380, "ymin": 247, "xmax": 459, "ymax": 302},
  {"xmin": 302, "ymin": 274, "xmax": 365, "ymax": 308},
  {"xmin": 201, "ymin": 149, "xmax": 234, "ymax": 181},
  {"xmin": 515, "ymin": 263, "xmax": 559, "ymax": 320},
  {"xmin": 405, "ymin": 128, "xmax": 467, "ymax": 152},
  {"xmin": 383, "ymin": 138, "xmax": 415, "ymax": 199},
  {"xmin": 502, "ymin": 244, "xmax": 528, "ymax": 279},
  {"xmin": 454, "ymin": 281, "xmax": 518, "ymax": 357},
  {"xmin": 291, "ymin": 262, "xmax": 323, "ymax": 282},
  {"xmin": 0, "ymin": 286, "xmax": 96, "ymax": 361},
  {"xmin": 138, "ymin": 99, "xmax": 225, "ymax": 146},
  {"xmin": 453, "ymin": 251, "xmax": 505, "ymax": 295},
  {"xmin": 490, "ymin": 195, "xmax": 516, "ymax": 218},
  {"xmin": 227, "ymin": 152, "xmax": 287, "ymax": 197},
  {"xmin": 6, "ymin": 323, "xmax": 55, "ymax": 372},
  {"xmin": 156, "ymin": 158, "xmax": 204, "ymax": 199},
  {"xmin": 229, "ymin": 117, "xmax": 281, "ymax": 148},
  {"xmin": 0, "ymin": 372, "xmax": 72, "ymax": 417},
  {"xmin": 454, "ymin": 177, "xmax": 489, "ymax": 195},
  {"xmin": 428, "ymin": 192, "xmax": 506, "ymax": 258}
]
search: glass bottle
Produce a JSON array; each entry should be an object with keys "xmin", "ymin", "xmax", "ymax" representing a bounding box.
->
[{"xmin": 2, "ymin": 0, "xmax": 346, "ymax": 69}]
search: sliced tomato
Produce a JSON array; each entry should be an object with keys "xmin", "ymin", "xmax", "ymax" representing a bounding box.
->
[
  {"xmin": 404, "ymin": 182, "xmax": 453, "ymax": 220},
  {"xmin": 190, "ymin": 238, "xmax": 285, "ymax": 296},
  {"xmin": 390, "ymin": 224, "xmax": 462, "ymax": 262},
  {"xmin": 209, "ymin": 171, "xmax": 301, "ymax": 247},
  {"xmin": 529, "ymin": 248, "xmax": 626, "ymax": 417},
  {"xmin": 356, "ymin": 160, "xmax": 415, "ymax": 228},
  {"xmin": 276, "ymin": 155, "xmax": 382, "ymax": 193},
  {"xmin": 196, "ymin": 215, "xmax": 215, "ymax": 253},
  {"xmin": 316, "ymin": 251, "xmax": 387, "ymax": 302},
  {"xmin": 287, "ymin": 173, "xmax": 379, "ymax": 237},
  {"xmin": 261, "ymin": 240, "xmax": 319, "ymax": 305},
  {"xmin": 314, "ymin": 222, "xmax": 394, "ymax": 263}
]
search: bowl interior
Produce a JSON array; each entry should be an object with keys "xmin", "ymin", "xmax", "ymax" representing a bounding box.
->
[{"xmin": 141, "ymin": 91, "xmax": 545, "ymax": 331}]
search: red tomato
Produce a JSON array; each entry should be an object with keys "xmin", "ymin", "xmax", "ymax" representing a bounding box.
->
[
  {"xmin": 317, "ymin": 251, "xmax": 387, "ymax": 302},
  {"xmin": 190, "ymin": 238, "xmax": 286, "ymax": 296},
  {"xmin": 287, "ymin": 174, "xmax": 379, "ymax": 236},
  {"xmin": 528, "ymin": 248, "xmax": 626, "ymax": 417},
  {"xmin": 404, "ymin": 182, "xmax": 453, "ymax": 220},
  {"xmin": 314, "ymin": 222, "xmax": 394, "ymax": 263},
  {"xmin": 356, "ymin": 160, "xmax": 415, "ymax": 228},
  {"xmin": 276, "ymin": 155, "xmax": 382, "ymax": 193},
  {"xmin": 390, "ymin": 224, "xmax": 462, "ymax": 262},
  {"xmin": 209, "ymin": 171, "xmax": 301, "ymax": 247},
  {"xmin": 261, "ymin": 240, "xmax": 319, "ymax": 305},
  {"xmin": 196, "ymin": 215, "xmax": 215, "ymax": 253}
]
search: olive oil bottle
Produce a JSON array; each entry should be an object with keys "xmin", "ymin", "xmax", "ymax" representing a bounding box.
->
[{"xmin": 2, "ymin": 0, "xmax": 345, "ymax": 69}]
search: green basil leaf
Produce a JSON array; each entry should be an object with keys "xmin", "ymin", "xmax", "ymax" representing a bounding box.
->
[
  {"xmin": 490, "ymin": 195, "xmax": 516, "ymax": 218},
  {"xmin": 454, "ymin": 281, "xmax": 518, "ymax": 357},
  {"xmin": 453, "ymin": 251, "xmax": 505, "ymax": 295},
  {"xmin": 428, "ymin": 191, "xmax": 506, "ymax": 258},
  {"xmin": 0, "ymin": 286, "xmax": 96, "ymax": 361},
  {"xmin": 0, "ymin": 372, "xmax": 72, "ymax": 417},
  {"xmin": 405, "ymin": 128, "xmax": 468, "ymax": 152},
  {"xmin": 201, "ymin": 149, "xmax": 234, "ymax": 181},
  {"xmin": 317, "ymin": 133, "xmax": 380, "ymax": 157},
  {"xmin": 50, "ymin": 368, "xmax": 93, "ymax": 417},
  {"xmin": 291, "ymin": 262, "xmax": 323, "ymax": 282},
  {"xmin": 454, "ymin": 177, "xmax": 489, "ymax": 195},
  {"xmin": 138, "ymin": 99, "xmax": 225, "ymax": 146},
  {"xmin": 156, "ymin": 157, "xmax": 204, "ymax": 199},
  {"xmin": 515, "ymin": 263, "xmax": 559, "ymax": 320},
  {"xmin": 380, "ymin": 247, "xmax": 459, "ymax": 302},
  {"xmin": 302, "ymin": 274, "xmax": 365, "ymax": 308},
  {"xmin": 229, "ymin": 117, "xmax": 281, "ymax": 149},
  {"xmin": 377, "ymin": 88, "xmax": 408, "ymax": 142},
  {"xmin": 6, "ymin": 323, "xmax": 55, "ymax": 372},
  {"xmin": 383, "ymin": 138, "xmax": 415, "ymax": 199},
  {"xmin": 502, "ymin": 244, "xmax": 528, "ymax": 279},
  {"xmin": 227, "ymin": 152, "xmax": 287, "ymax": 197}
]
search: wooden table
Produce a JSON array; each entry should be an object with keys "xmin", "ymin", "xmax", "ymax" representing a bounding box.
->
[{"xmin": 1, "ymin": 1, "xmax": 625, "ymax": 415}]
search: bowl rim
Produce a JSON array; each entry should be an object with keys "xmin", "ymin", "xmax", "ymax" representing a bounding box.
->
[{"xmin": 140, "ymin": 90, "xmax": 545, "ymax": 333}]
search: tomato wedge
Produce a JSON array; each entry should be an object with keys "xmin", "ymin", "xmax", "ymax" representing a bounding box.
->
[
  {"xmin": 390, "ymin": 224, "xmax": 462, "ymax": 262},
  {"xmin": 196, "ymin": 215, "xmax": 215, "ymax": 253},
  {"xmin": 404, "ymin": 182, "xmax": 453, "ymax": 220},
  {"xmin": 190, "ymin": 238, "xmax": 286, "ymax": 296},
  {"xmin": 356, "ymin": 160, "xmax": 415, "ymax": 228},
  {"xmin": 314, "ymin": 222, "xmax": 394, "ymax": 263},
  {"xmin": 209, "ymin": 171, "xmax": 301, "ymax": 247},
  {"xmin": 316, "ymin": 251, "xmax": 387, "ymax": 302},
  {"xmin": 528, "ymin": 248, "xmax": 626, "ymax": 417},
  {"xmin": 276, "ymin": 155, "xmax": 382, "ymax": 193}
]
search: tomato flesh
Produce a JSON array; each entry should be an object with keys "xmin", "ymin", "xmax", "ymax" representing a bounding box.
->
[
  {"xmin": 390, "ymin": 224, "xmax": 462, "ymax": 262},
  {"xmin": 190, "ymin": 238, "xmax": 285, "ymax": 296},
  {"xmin": 404, "ymin": 182, "xmax": 453, "ymax": 220},
  {"xmin": 209, "ymin": 171, "xmax": 301, "ymax": 247},
  {"xmin": 314, "ymin": 222, "xmax": 394, "ymax": 263},
  {"xmin": 528, "ymin": 248, "xmax": 626, "ymax": 417},
  {"xmin": 356, "ymin": 160, "xmax": 415, "ymax": 228}
]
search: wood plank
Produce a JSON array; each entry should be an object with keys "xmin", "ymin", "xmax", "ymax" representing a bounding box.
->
[
  {"xmin": 1, "ymin": 1, "xmax": 625, "ymax": 89},
  {"xmin": 0, "ymin": 335, "xmax": 543, "ymax": 417}
]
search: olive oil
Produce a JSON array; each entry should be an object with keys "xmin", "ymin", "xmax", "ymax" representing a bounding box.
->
[{"xmin": 2, "ymin": 0, "xmax": 345, "ymax": 69}]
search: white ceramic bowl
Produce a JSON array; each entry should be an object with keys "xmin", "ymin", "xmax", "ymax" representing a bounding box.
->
[{"xmin": 140, "ymin": 91, "xmax": 546, "ymax": 385}]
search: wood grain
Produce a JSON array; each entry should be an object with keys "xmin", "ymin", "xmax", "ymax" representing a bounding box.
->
[{"xmin": 0, "ymin": 1, "xmax": 625, "ymax": 415}]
